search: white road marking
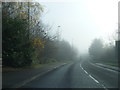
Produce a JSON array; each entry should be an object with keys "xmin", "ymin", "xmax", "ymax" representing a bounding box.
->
[
  {"xmin": 80, "ymin": 63, "xmax": 108, "ymax": 90},
  {"xmin": 80, "ymin": 64, "xmax": 88, "ymax": 74},
  {"xmin": 102, "ymin": 85, "xmax": 108, "ymax": 90},
  {"xmin": 54, "ymin": 67, "xmax": 57, "ymax": 69},
  {"xmin": 80, "ymin": 64, "xmax": 82, "ymax": 68},
  {"xmin": 80, "ymin": 64, "xmax": 83, "ymax": 70},
  {"xmin": 47, "ymin": 69, "xmax": 51, "ymax": 71},
  {"xmin": 89, "ymin": 75, "xmax": 99, "ymax": 83},
  {"xmin": 84, "ymin": 70, "xmax": 88, "ymax": 74},
  {"xmin": 81, "ymin": 67, "xmax": 83, "ymax": 70}
]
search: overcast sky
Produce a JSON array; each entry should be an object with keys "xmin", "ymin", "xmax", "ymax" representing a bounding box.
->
[{"xmin": 37, "ymin": 0, "xmax": 119, "ymax": 54}]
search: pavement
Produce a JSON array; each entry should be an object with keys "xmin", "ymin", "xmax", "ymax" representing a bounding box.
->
[
  {"xmin": 95, "ymin": 63, "xmax": 120, "ymax": 72},
  {"xmin": 22, "ymin": 61, "xmax": 103, "ymax": 88},
  {"xmin": 2, "ymin": 62, "xmax": 68, "ymax": 88},
  {"xmin": 2, "ymin": 59, "xmax": 119, "ymax": 89}
]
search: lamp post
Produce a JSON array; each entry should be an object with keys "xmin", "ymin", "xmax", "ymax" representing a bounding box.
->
[{"xmin": 57, "ymin": 26, "xmax": 61, "ymax": 41}]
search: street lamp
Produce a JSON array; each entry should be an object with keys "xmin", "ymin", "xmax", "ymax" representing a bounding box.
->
[{"xmin": 57, "ymin": 26, "xmax": 61, "ymax": 40}]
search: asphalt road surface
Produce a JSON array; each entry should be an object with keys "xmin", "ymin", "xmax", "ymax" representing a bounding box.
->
[
  {"xmin": 0, "ymin": 58, "xmax": 2, "ymax": 67},
  {"xmin": 21, "ymin": 59, "xmax": 118, "ymax": 89}
]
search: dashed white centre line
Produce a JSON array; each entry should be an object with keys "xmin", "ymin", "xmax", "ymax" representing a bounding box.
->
[
  {"xmin": 80, "ymin": 64, "xmax": 82, "ymax": 68},
  {"xmin": 89, "ymin": 75, "xmax": 99, "ymax": 83},
  {"xmin": 80, "ymin": 64, "xmax": 84, "ymax": 70},
  {"xmin": 102, "ymin": 85, "xmax": 108, "ymax": 90},
  {"xmin": 80, "ymin": 63, "xmax": 108, "ymax": 90},
  {"xmin": 84, "ymin": 70, "xmax": 88, "ymax": 74}
]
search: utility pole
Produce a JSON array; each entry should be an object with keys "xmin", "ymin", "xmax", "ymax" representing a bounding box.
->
[{"xmin": 71, "ymin": 38, "xmax": 73, "ymax": 60}]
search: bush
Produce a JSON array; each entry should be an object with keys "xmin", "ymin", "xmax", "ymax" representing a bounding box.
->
[{"xmin": 2, "ymin": 17, "xmax": 34, "ymax": 67}]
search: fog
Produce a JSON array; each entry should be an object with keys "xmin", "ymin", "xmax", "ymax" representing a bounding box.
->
[
  {"xmin": 2, "ymin": 1, "xmax": 119, "ymax": 88},
  {"xmin": 38, "ymin": 0, "xmax": 119, "ymax": 54}
]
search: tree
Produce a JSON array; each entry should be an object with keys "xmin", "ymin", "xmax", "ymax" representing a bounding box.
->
[
  {"xmin": 2, "ymin": 16, "xmax": 34, "ymax": 67},
  {"xmin": 89, "ymin": 38, "xmax": 104, "ymax": 62},
  {"xmin": 56, "ymin": 40, "xmax": 78, "ymax": 61},
  {"xmin": 89, "ymin": 38, "xmax": 117, "ymax": 63},
  {"xmin": 2, "ymin": 2, "xmax": 79, "ymax": 67},
  {"xmin": 2, "ymin": 2, "xmax": 43, "ymax": 67},
  {"xmin": 102, "ymin": 45, "xmax": 117, "ymax": 63}
]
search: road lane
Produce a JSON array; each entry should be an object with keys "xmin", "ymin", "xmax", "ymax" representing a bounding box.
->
[
  {"xmin": 0, "ymin": 58, "xmax": 2, "ymax": 67},
  {"xmin": 81, "ymin": 59, "xmax": 118, "ymax": 88},
  {"xmin": 22, "ymin": 61, "xmax": 103, "ymax": 88},
  {"xmin": 2, "ymin": 62, "xmax": 67, "ymax": 88}
]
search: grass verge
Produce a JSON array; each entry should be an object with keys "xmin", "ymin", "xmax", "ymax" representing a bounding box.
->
[
  {"xmin": 102, "ymin": 62, "xmax": 119, "ymax": 67},
  {"xmin": 2, "ymin": 61, "xmax": 63, "ymax": 72}
]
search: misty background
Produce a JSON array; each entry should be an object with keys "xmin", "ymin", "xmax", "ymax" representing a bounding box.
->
[
  {"xmin": 1, "ymin": 1, "xmax": 119, "ymax": 89},
  {"xmin": 39, "ymin": 0, "xmax": 118, "ymax": 54},
  {"xmin": 2, "ymin": 0, "xmax": 119, "ymax": 67}
]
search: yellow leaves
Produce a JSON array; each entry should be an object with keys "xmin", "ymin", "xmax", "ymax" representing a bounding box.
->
[
  {"xmin": 32, "ymin": 38, "xmax": 45, "ymax": 48},
  {"xmin": 15, "ymin": 2, "xmax": 19, "ymax": 5},
  {"xmin": 20, "ymin": 12, "xmax": 25, "ymax": 15},
  {"xmin": 19, "ymin": 11, "xmax": 27, "ymax": 19}
]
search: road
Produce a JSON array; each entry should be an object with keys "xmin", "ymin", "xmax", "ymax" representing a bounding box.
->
[
  {"xmin": 0, "ymin": 58, "xmax": 1, "ymax": 87},
  {"xmin": 21, "ymin": 59, "xmax": 118, "ymax": 89},
  {"xmin": 0, "ymin": 58, "xmax": 2, "ymax": 67}
]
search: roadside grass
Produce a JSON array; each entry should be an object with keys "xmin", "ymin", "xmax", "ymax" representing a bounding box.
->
[
  {"xmin": 31, "ymin": 60, "xmax": 72, "ymax": 69},
  {"xmin": 90, "ymin": 59, "xmax": 119, "ymax": 67},
  {"xmin": 31, "ymin": 63, "xmax": 48, "ymax": 69},
  {"xmin": 2, "ymin": 59, "xmax": 73, "ymax": 72},
  {"xmin": 102, "ymin": 62, "xmax": 119, "ymax": 67},
  {"xmin": 2, "ymin": 66, "xmax": 33, "ymax": 71},
  {"xmin": 2, "ymin": 61, "xmax": 65, "ymax": 72},
  {"xmin": 31, "ymin": 61, "xmax": 60, "ymax": 69}
]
